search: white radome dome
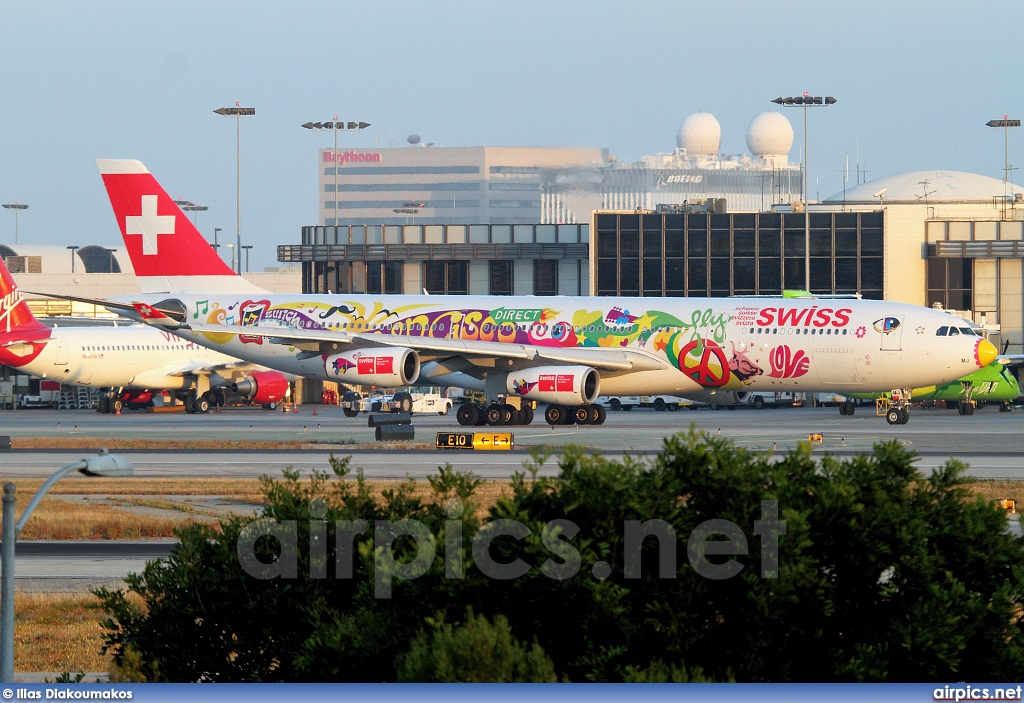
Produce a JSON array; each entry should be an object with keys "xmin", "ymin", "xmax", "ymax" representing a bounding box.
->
[
  {"xmin": 677, "ymin": 112, "xmax": 721, "ymax": 156},
  {"xmin": 746, "ymin": 112, "xmax": 794, "ymax": 158}
]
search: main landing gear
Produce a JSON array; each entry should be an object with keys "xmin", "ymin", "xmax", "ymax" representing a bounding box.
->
[
  {"xmin": 543, "ymin": 403, "xmax": 606, "ymax": 426},
  {"xmin": 456, "ymin": 402, "xmax": 535, "ymax": 427},
  {"xmin": 184, "ymin": 391, "xmax": 219, "ymax": 414},
  {"xmin": 838, "ymin": 400, "xmax": 856, "ymax": 416}
]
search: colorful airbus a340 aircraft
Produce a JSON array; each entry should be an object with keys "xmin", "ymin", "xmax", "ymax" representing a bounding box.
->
[
  {"xmin": 83, "ymin": 159, "xmax": 996, "ymax": 426},
  {"xmin": 0, "ymin": 257, "xmax": 290, "ymax": 413}
]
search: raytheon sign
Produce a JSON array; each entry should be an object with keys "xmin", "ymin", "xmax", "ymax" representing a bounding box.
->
[{"xmin": 323, "ymin": 150, "xmax": 383, "ymax": 164}]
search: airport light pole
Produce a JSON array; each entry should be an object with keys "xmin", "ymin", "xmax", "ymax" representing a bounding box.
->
[
  {"xmin": 66, "ymin": 245, "xmax": 79, "ymax": 273},
  {"xmin": 771, "ymin": 94, "xmax": 837, "ymax": 291},
  {"xmin": 242, "ymin": 244, "xmax": 253, "ymax": 273},
  {"xmin": 175, "ymin": 200, "xmax": 209, "ymax": 226},
  {"xmin": 213, "ymin": 227, "xmax": 222, "ymax": 255},
  {"xmin": 226, "ymin": 243, "xmax": 236, "ymax": 272},
  {"xmin": 1, "ymin": 450, "xmax": 133, "ymax": 682},
  {"xmin": 986, "ymin": 117, "xmax": 1020, "ymax": 214},
  {"xmin": 215, "ymin": 103, "xmax": 256, "ymax": 273},
  {"xmin": 301, "ymin": 119, "xmax": 370, "ymax": 226},
  {"xmin": 1, "ymin": 203, "xmax": 27, "ymax": 245}
]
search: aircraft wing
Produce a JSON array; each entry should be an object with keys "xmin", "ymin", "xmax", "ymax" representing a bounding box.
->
[
  {"xmin": 182, "ymin": 322, "xmax": 668, "ymax": 373},
  {"xmin": 998, "ymin": 355, "xmax": 1024, "ymax": 365}
]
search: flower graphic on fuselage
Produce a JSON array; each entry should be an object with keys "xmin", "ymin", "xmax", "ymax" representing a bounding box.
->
[
  {"xmin": 855, "ymin": 325, "xmax": 866, "ymax": 339},
  {"xmin": 511, "ymin": 378, "xmax": 537, "ymax": 395}
]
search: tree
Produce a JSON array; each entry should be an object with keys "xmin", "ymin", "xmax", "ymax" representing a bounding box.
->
[{"xmin": 96, "ymin": 432, "xmax": 1024, "ymax": 682}]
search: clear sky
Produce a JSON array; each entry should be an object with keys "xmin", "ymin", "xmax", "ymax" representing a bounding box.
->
[{"xmin": 0, "ymin": 1, "xmax": 1019, "ymax": 270}]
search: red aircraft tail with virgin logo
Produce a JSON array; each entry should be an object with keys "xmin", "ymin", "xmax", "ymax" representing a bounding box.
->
[
  {"xmin": 0, "ymin": 256, "xmax": 51, "ymax": 367},
  {"xmin": 96, "ymin": 159, "xmax": 267, "ymax": 295}
]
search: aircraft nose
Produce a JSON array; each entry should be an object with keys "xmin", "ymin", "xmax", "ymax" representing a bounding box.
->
[{"xmin": 976, "ymin": 338, "xmax": 997, "ymax": 368}]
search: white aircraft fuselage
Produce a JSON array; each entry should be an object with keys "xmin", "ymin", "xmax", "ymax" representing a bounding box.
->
[
  {"xmin": 120, "ymin": 291, "xmax": 992, "ymax": 399},
  {"xmin": 4, "ymin": 323, "xmax": 241, "ymax": 390}
]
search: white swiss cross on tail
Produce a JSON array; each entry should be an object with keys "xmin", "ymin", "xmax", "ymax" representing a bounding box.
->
[{"xmin": 125, "ymin": 195, "xmax": 175, "ymax": 255}]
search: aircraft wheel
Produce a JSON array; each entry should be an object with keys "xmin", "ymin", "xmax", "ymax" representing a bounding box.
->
[
  {"xmin": 653, "ymin": 398, "xmax": 666, "ymax": 411},
  {"xmin": 572, "ymin": 405, "xmax": 591, "ymax": 424},
  {"xmin": 965, "ymin": 403, "xmax": 975, "ymax": 416},
  {"xmin": 609, "ymin": 398, "xmax": 621, "ymax": 411},
  {"xmin": 185, "ymin": 399, "xmax": 196, "ymax": 414},
  {"xmin": 1001, "ymin": 402, "xmax": 1012, "ymax": 413},
  {"xmin": 485, "ymin": 404, "xmax": 506, "ymax": 426},
  {"xmin": 886, "ymin": 408, "xmax": 902, "ymax": 425},
  {"xmin": 594, "ymin": 404, "xmax": 607, "ymax": 425},
  {"xmin": 521, "ymin": 405, "xmax": 534, "ymax": 425},
  {"xmin": 839, "ymin": 402, "xmax": 848, "ymax": 416},
  {"xmin": 456, "ymin": 404, "xmax": 479, "ymax": 426},
  {"xmin": 262, "ymin": 402, "xmax": 278, "ymax": 411},
  {"xmin": 585, "ymin": 404, "xmax": 600, "ymax": 424},
  {"xmin": 846, "ymin": 402, "xmax": 856, "ymax": 416},
  {"xmin": 194, "ymin": 397, "xmax": 210, "ymax": 414},
  {"xmin": 544, "ymin": 404, "xmax": 566, "ymax": 425},
  {"xmin": 501, "ymin": 404, "xmax": 516, "ymax": 425},
  {"xmin": 97, "ymin": 397, "xmax": 110, "ymax": 414}
]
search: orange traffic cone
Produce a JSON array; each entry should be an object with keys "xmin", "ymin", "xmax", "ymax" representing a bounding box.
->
[{"xmin": 312, "ymin": 409, "xmax": 318, "ymax": 416}]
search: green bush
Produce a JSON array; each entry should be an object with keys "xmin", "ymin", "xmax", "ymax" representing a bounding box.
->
[
  {"xmin": 397, "ymin": 609, "xmax": 556, "ymax": 682},
  {"xmin": 95, "ymin": 430, "xmax": 1024, "ymax": 682}
]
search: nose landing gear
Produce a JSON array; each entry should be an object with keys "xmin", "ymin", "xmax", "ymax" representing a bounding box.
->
[{"xmin": 880, "ymin": 389, "xmax": 912, "ymax": 425}]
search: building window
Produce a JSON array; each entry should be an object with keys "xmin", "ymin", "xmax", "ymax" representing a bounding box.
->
[
  {"xmin": 927, "ymin": 258, "xmax": 971, "ymax": 310},
  {"xmin": 594, "ymin": 209, "xmax": 884, "ymax": 299},
  {"xmin": 448, "ymin": 261, "xmax": 468, "ymax": 294},
  {"xmin": 366, "ymin": 261, "xmax": 402, "ymax": 294},
  {"xmin": 424, "ymin": 261, "xmax": 469, "ymax": 295},
  {"xmin": 534, "ymin": 260, "xmax": 558, "ymax": 296},
  {"xmin": 489, "ymin": 260, "xmax": 513, "ymax": 296}
]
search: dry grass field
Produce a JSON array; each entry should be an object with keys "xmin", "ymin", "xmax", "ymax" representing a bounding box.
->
[{"xmin": 15, "ymin": 593, "xmax": 111, "ymax": 675}]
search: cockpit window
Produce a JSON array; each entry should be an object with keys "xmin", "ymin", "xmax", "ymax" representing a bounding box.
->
[
  {"xmin": 948, "ymin": 327, "xmax": 959, "ymax": 336},
  {"xmin": 959, "ymin": 327, "xmax": 977, "ymax": 336},
  {"xmin": 936, "ymin": 326, "xmax": 948, "ymax": 336}
]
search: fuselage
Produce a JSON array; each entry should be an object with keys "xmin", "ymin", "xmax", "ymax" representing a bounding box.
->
[
  {"xmin": 118, "ymin": 292, "xmax": 991, "ymax": 397},
  {"xmin": 0, "ymin": 324, "xmax": 240, "ymax": 390}
]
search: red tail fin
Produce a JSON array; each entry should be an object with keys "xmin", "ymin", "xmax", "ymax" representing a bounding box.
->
[
  {"xmin": 0, "ymin": 256, "xmax": 47, "ymax": 336},
  {"xmin": 96, "ymin": 160, "xmax": 237, "ymax": 280},
  {"xmin": 96, "ymin": 160, "xmax": 265, "ymax": 293},
  {"xmin": 97, "ymin": 159, "xmax": 235, "ymax": 277}
]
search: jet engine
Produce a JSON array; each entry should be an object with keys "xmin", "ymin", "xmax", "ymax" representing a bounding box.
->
[
  {"xmin": 506, "ymin": 366, "xmax": 600, "ymax": 405},
  {"xmin": 683, "ymin": 390, "xmax": 750, "ymax": 407},
  {"xmin": 323, "ymin": 347, "xmax": 420, "ymax": 386},
  {"xmin": 231, "ymin": 370, "xmax": 291, "ymax": 404}
]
